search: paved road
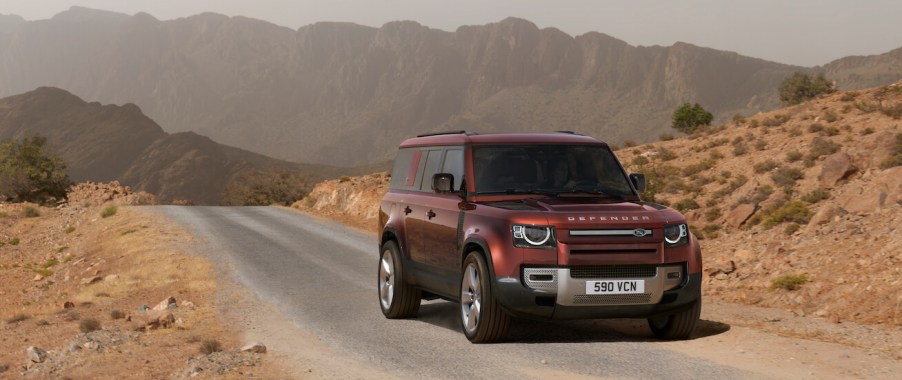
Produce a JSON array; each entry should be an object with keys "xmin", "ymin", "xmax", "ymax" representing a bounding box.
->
[{"xmin": 156, "ymin": 206, "xmax": 752, "ymax": 379}]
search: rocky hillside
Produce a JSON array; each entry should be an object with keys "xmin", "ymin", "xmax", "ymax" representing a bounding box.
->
[
  {"xmin": 297, "ymin": 82, "xmax": 902, "ymax": 326},
  {"xmin": 2, "ymin": 7, "xmax": 901, "ymax": 166},
  {"xmin": 0, "ymin": 87, "xmax": 330, "ymax": 204}
]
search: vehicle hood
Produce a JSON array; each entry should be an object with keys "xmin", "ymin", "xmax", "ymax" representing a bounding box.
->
[{"xmin": 482, "ymin": 197, "xmax": 684, "ymax": 227}]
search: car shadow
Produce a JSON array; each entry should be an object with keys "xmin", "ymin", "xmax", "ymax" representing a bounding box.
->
[{"xmin": 415, "ymin": 300, "xmax": 730, "ymax": 343}]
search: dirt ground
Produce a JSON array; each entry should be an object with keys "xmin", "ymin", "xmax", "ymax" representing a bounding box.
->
[{"xmin": 0, "ymin": 201, "xmax": 286, "ymax": 379}]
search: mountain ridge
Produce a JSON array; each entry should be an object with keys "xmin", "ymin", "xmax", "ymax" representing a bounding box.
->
[{"xmin": 1, "ymin": 8, "xmax": 900, "ymax": 166}]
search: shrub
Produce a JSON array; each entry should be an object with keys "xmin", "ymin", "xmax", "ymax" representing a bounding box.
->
[
  {"xmin": 657, "ymin": 147, "xmax": 677, "ymax": 161},
  {"xmin": 64, "ymin": 226, "xmax": 76, "ymax": 234},
  {"xmin": 110, "ymin": 310, "xmax": 126, "ymax": 320},
  {"xmin": 753, "ymin": 160, "xmax": 778, "ymax": 174},
  {"xmin": 822, "ymin": 126, "xmax": 839, "ymax": 136},
  {"xmin": 672, "ymin": 103, "xmax": 714, "ymax": 134},
  {"xmin": 839, "ymin": 91, "xmax": 859, "ymax": 102},
  {"xmin": 784, "ymin": 222, "xmax": 801, "ymax": 235},
  {"xmin": 823, "ymin": 111, "xmax": 838, "ymax": 123},
  {"xmin": 761, "ymin": 114, "xmax": 791, "ymax": 127},
  {"xmin": 0, "ymin": 211, "xmax": 7, "ymax": 218},
  {"xmin": 40, "ymin": 258, "xmax": 58, "ymax": 269},
  {"xmin": 860, "ymin": 127, "xmax": 874, "ymax": 136},
  {"xmin": 100, "ymin": 205, "xmax": 118, "ymax": 218},
  {"xmin": 632, "ymin": 156, "xmax": 649, "ymax": 166},
  {"xmin": 785, "ymin": 151, "xmax": 803, "ymax": 162},
  {"xmin": 708, "ymin": 150, "xmax": 724, "ymax": 160},
  {"xmin": 32, "ymin": 268, "xmax": 52, "ymax": 277},
  {"xmin": 801, "ymin": 188, "xmax": 830, "ymax": 203},
  {"xmin": 681, "ymin": 159, "xmax": 715, "ymax": 177},
  {"xmin": 761, "ymin": 200, "xmax": 812, "ymax": 228},
  {"xmin": 339, "ymin": 176, "xmax": 351, "ymax": 183},
  {"xmin": 749, "ymin": 119, "xmax": 760, "ymax": 128},
  {"xmin": 200, "ymin": 340, "xmax": 223, "ymax": 355},
  {"xmin": 854, "ymin": 101, "xmax": 875, "ymax": 113},
  {"xmin": 79, "ymin": 318, "xmax": 101, "ymax": 333},
  {"xmin": 879, "ymin": 133, "xmax": 902, "ymax": 169},
  {"xmin": 807, "ymin": 123, "xmax": 824, "ymax": 133},
  {"xmin": 659, "ymin": 133, "xmax": 675, "ymax": 141},
  {"xmin": 770, "ymin": 274, "xmax": 808, "ymax": 291},
  {"xmin": 881, "ymin": 103, "xmax": 902, "ymax": 119},
  {"xmin": 787, "ymin": 126, "xmax": 802, "ymax": 137},
  {"xmin": 23, "ymin": 206, "xmax": 40, "ymax": 218},
  {"xmin": 221, "ymin": 169, "xmax": 312, "ymax": 206},
  {"xmin": 753, "ymin": 139, "xmax": 768, "ymax": 151},
  {"xmin": 771, "ymin": 167, "xmax": 804, "ymax": 188},
  {"xmin": 0, "ymin": 136, "xmax": 70, "ymax": 203},
  {"xmin": 807, "ymin": 137, "xmax": 841, "ymax": 161},
  {"xmin": 778, "ymin": 72, "xmax": 836, "ymax": 106},
  {"xmin": 673, "ymin": 198, "xmax": 700, "ymax": 211},
  {"xmin": 623, "ymin": 140, "xmax": 638, "ymax": 148},
  {"xmin": 8, "ymin": 238, "xmax": 19, "ymax": 246},
  {"xmin": 704, "ymin": 207, "xmax": 722, "ymax": 222}
]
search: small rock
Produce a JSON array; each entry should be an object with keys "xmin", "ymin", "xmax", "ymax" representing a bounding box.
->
[
  {"xmin": 540, "ymin": 359, "xmax": 547, "ymax": 365},
  {"xmin": 727, "ymin": 204, "xmax": 757, "ymax": 228},
  {"xmin": 818, "ymin": 153, "xmax": 857, "ymax": 187},
  {"xmin": 104, "ymin": 274, "xmax": 119, "ymax": 282},
  {"xmin": 62, "ymin": 301, "xmax": 75, "ymax": 309},
  {"xmin": 180, "ymin": 300, "xmax": 196, "ymax": 309},
  {"xmin": 26, "ymin": 346, "xmax": 47, "ymax": 363},
  {"xmin": 241, "ymin": 342, "xmax": 267, "ymax": 354},
  {"xmin": 32, "ymin": 274, "xmax": 44, "ymax": 282},
  {"xmin": 152, "ymin": 296, "xmax": 177, "ymax": 311},
  {"xmin": 80, "ymin": 276, "xmax": 102, "ymax": 285},
  {"xmin": 137, "ymin": 304, "xmax": 149, "ymax": 312}
]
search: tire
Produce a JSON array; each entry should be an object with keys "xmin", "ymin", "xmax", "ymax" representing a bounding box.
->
[
  {"xmin": 460, "ymin": 252, "xmax": 510, "ymax": 343},
  {"xmin": 648, "ymin": 296, "xmax": 701, "ymax": 340},
  {"xmin": 378, "ymin": 240, "xmax": 420, "ymax": 318}
]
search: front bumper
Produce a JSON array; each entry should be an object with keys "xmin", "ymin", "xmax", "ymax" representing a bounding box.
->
[{"xmin": 494, "ymin": 265, "xmax": 701, "ymax": 320}]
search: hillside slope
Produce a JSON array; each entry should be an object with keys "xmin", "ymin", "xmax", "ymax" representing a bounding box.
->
[
  {"xmin": 0, "ymin": 87, "xmax": 330, "ymax": 204},
  {"xmin": 1, "ymin": 7, "xmax": 901, "ymax": 166},
  {"xmin": 296, "ymin": 82, "xmax": 902, "ymax": 326}
]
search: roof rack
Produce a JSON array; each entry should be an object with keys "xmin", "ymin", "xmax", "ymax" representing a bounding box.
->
[
  {"xmin": 554, "ymin": 130, "xmax": 582, "ymax": 135},
  {"xmin": 416, "ymin": 130, "xmax": 475, "ymax": 138}
]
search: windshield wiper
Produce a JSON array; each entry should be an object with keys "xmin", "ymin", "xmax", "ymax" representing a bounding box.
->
[
  {"xmin": 563, "ymin": 186, "xmax": 623, "ymax": 198},
  {"xmin": 477, "ymin": 188, "xmax": 560, "ymax": 197}
]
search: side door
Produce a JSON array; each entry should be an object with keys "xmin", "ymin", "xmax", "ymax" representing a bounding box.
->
[{"xmin": 418, "ymin": 148, "xmax": 466, "ymax": 296}]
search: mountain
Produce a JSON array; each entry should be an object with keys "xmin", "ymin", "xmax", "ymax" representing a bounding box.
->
[
  {"xmin": 1, "ymin": 7, "xmax": 901, "ymax": 166},
  {"xmin": 0, "ymin": 87, "xmax": 331, "ymax": 204}
]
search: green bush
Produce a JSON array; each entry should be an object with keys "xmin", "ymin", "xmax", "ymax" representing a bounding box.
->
[
  {"xmin": 761, "ymin": 200, "xmax": 812, "ymax": 228},
  {"xmin": 770, "ymin": 274, "xmax": 808, "ymax": 291},
  {"xmin": 0, "ymin": 136, "xmax": 70, "ymax": 203},
  {"xmin": 785, "ymin": 151, "xmax": 803, "ymax": 162},
  {"xmin": 704, "ymin": 207, "xmax": 722, "ymax": 222},
  {"xmin": 64, "ymin": 226, "xmax": 76, "ymax": 234},
  {"xmin": 778, "ymin": 72, "xmax": 836, "ymax": 106},
  {"xmin": 801, "ymin": 188, "xmax": 830, "ymax": 203},
  {"xmin": 100, "ymin": 205, "xmax": 118, "ymax": 218},
  {"xmin": 673, "ymin": 198, "xmax": 700, "ymax": 211},
  {"xmin": 681, "ymin": 159, "xmax": 716, "ymax": 177},
  {"xmin": 657, "ymin": 147, "xmax": 677, "ymax": 161},
  {"xmin": 8, "ymin": 238, "xmax": 19, "ymax": 246},
  {"xmin": 221, "ymin": 169, "xmax": 312, "ymax": 206},
  {"xmin": 771, "ymin": 167, "xmax": 804, "ymax": 188},
  {"xmin": 753, "ymin": 160, "xmax": 778, "ymax": 174},
  {"xmin": 807, "ymin": 137, "xmax": 841, "ymax": 161},
  {"xmin": 672, "ymin": 103, "xmax": 714, "ymax": 134},
  {"xmin": 23, "ymin": 206, "xmax": 40, "ymax": 218},
  {"xmin": 879, "ymin": 133, "xmax": 902, "ymax": 169}
]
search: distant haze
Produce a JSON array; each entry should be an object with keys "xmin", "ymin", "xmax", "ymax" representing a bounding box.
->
[{"xmin": 4, "ymin": 0, "xmax": 902, "ymax": 66}]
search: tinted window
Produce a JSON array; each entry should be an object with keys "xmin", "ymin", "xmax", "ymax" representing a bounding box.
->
[
  {"xmin": 442, "ymin": 149, "xmax": 464, "ymax": 191},
  {"xmin": 472, "ymin": 145, "xmax": 633, "ymax": 196},
  {"xmin": 389, "ymin": 148, "xmax": 425, "ymax": 191},
  {"xmin": 419, "ymin": 150, "xmax": 444, "ymax": 191}
]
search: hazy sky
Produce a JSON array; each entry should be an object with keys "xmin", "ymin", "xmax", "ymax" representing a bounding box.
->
[{"xmin": 4, "ymin": 0, "xmax": 901, "ymax": 66}]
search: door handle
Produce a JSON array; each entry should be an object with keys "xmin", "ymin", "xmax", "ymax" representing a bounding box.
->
[
  {"xmin": 427, "ymin": 210, "xmax": 436, "ymax": 219},
  {"xmin": 404, "ymin": 206, "xmax": 412, "ymax": 215}
]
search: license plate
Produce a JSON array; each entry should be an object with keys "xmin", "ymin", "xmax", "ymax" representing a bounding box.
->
[{"xmin": 585, "ymin": 280, "xmax": 644, "ymax": 295}]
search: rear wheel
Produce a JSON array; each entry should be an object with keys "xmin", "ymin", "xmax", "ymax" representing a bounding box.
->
[
  {"xmin": 648, "ymin": 297, "xmax": 701, "ymax": 340},
  {"xmin": 460, "ymin": 252, "xmax": 510, "ymax": 343},
  {"xmin": 378, "ymin": 241, "xmax": 420, "ymax": 318}
]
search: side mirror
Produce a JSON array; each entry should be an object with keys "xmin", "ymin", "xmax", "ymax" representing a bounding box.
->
[
  {"xmin": 629, "ymin": 173, "xmax": 646, "ymax": 194},
  {"xmin": 432, "ymin": 173, "xmax": 454, "ymax": 193}
]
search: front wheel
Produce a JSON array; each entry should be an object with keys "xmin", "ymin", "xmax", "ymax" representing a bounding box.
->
[
  {"xmin": 648, "ymin": 297, "xmax": 701, "ymax": 340},
  {"xmin": 460, "ymin": 252, "xmax": 510, "ymax": 343},
  {"xmin": 378, "ymin": 241, "xmax": 420, "ymax": 318}
]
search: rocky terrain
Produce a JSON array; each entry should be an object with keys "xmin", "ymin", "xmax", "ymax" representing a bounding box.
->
[
  {"xmin": 0, "ymin": 183, "xmax": 284, "ymax": 378},
  {"xmin": 1, "ymin": 7, "xmax": 901, "ymax": 166},
  {"xmin": 0, "ymin": 87, "xmax": 332, "ymax": 204},
  {"xmin": 295, "ymin": 82, "xmax": 902, "ymax": 329}
]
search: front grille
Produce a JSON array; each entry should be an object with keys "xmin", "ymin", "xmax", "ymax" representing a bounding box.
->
[
  {"xmin": 570, "ymin": 249, "xmax": 658, "ymax": 255},
  {"xmin": 572, "ymin": 293, "xmax": 653, "ymax": 305},
  {"xmin": 523, "ymin": 268, "xmax": 558, "ymax": 289},
  {"xmin": 569, "ymin": 264, "xmax": 658, "ymax": 279}
]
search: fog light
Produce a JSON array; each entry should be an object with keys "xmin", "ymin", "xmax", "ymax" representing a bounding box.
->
[{"xmin": 667, "ymin": 272, "xmax": 681, "ymax": 279}]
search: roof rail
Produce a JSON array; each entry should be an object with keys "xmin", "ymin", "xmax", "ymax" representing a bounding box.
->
[
  {"xmin": 416, "ymin": 130, "xmax": 474, "ymax": 138},
  {"xmin": 554, "ymin": 130, "xmax": 582, "ymax": 135}
]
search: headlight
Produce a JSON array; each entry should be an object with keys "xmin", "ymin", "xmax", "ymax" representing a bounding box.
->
[
  {"xmin": 664, "ymin": 223, "xmax": 688, "ymax": 247},
  {"xmin": 512, "ymin": 225, "xmax": 556, "ymax": 249}
]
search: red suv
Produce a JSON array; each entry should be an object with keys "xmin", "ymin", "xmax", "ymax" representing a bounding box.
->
[{"xmin": 378, "ymin": 131, "xmax": 702, "ymax": 343}]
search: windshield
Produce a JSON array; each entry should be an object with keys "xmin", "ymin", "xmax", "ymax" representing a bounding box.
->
[{"xmin": 473, "ymin": 144, "xmax": 635, "ymax": 197}]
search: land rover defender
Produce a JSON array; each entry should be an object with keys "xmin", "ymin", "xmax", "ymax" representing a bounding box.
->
[{"xmin": 378, "ymin": 131, "xmax": 702, "ymax": 343}]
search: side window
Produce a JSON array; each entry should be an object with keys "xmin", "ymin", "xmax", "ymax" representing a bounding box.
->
[
  {"xmin": 389, "ymin": 148, "xmax": 425, "ymax": 191},
  {"xmin": 419, "ymin": 149, "xmax": 444, "ymax": 192},
  {"xmin": 442, "ymin": 149, "xmax": 464, "ymax": 190}
]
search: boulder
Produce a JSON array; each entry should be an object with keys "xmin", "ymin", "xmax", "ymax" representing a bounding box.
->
[
  {"xmin": 26, "ymin": 346, "xmax": 47, "ymax": 363},
  {"xmin": 808, "ymin": 206, "xmax": 836, "ymax": 227},
  {"xmin": 32, "ymin": 274, "xmax": 44, "ymax": 282},
  {"xmin": 80, "ymin": 276, "xmax": 102, "ymax": 285},
  {"xmin": 818, "ymin": 153, "xmax": 857, "ymax": 188},
  {"xmin": 705, "ymin": 257, "xmax": 736, "ymax": 276},
  {"xmin": 241, "ymin": 342, "xmax": 267, "ymax": 354},
  {"xmin": 62, "ymin": 301, "xmax": 75, "ymax": 309},
  {"xmin": 727, "ymin": 204, "xmax": 757, "ymax": 228},
  {"xmin": 104, "ymin": 274, "xmax": 119, "ymax": 282},
  {"xmin": 152, "ymin": 296, "xmax": 177, "ymax": 311},
  {"xmin": 143, "ymin": 310, "xmax": 175, "ymax": 330}
]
